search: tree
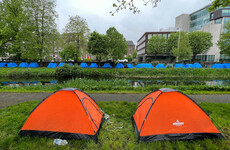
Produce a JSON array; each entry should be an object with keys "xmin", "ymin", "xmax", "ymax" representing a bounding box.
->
[
  {"xmin": 208, "ymin": 0, "xmax": 230, "ymax": 12},
  {"xmin": 188, "ymin": 31, "xmax": 213, "ymax": 59},
  {"xmin": 147, "ymin": 35, "xmax": 167, "ymax": 60},
  {"xmin": 132, "ymin": 50, "xmax": 137, "ymax": 59},
  {"xmin": 60, "ymin": 43, "xmax": 79, "ymax": 61},
  {"xmin": 88, "ymin": 31, "xmax": 108, "ymax": 62},
  {"xmin": 168, "ymin": 32, "xmax": 192, "ymax": 61},
  {"xmin": 218, "ymin": 22, "xmax": 230, "ymax": 56},
  {"xmin": 106, "ymin": 27, "xmax": 127, "ymax": 61},
  {"xmin": 0, "ymin": 0, "xmax": 26, "ymax": 59},
  {"xmin": 63, "ymin": 15, "xmax": 90, "ymax": 62},
  {"xmin": 111, "ymin": 0, "xmax": 230, "ymax": 15},
  {"xmin": 22, "ymin": 0, "xmax": 58, "ymax": 62}
]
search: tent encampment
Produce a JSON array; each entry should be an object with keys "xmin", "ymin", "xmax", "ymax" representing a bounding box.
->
[
  {"xmin": 155, "ymin": 64, "xmax": 166, "ymax": 69},
  {"xmin": 115, "ymin": 63, "xmax": 124, "ymax": 68},
  {"xmin": 102, "ymin": 63, "xmax": 112, "ymax": 68},
  {"xmin": 211, "ymin": 64, "xmax": 224, "ymax": 69},
  {"xmin": 126, "ymin": 64, "xmax": 134, "ymax": 68},
  {"xmin": 57, "ymin": 63, "xmax": 66, "ymax": 67},
  {"xmin": 223, "ymin": 63, "xmax": 230, "ymax": 69},
  {"xmin": 132, "ymin": 88, "xmax": 224, "ymax": 142},
  {"xmin": 68, "ymin": 63, "xmax": 74, "ymax": 66},
  {"xmin": 79, "ymin": 63, "xmax": 89, "ymax": 68},
  {"xmin": 19, "ymin": 62, "xmax": 29, "ymax": 68},
  {"xmin": 135, "ymin": 64, "xmax": 154, "ymax": 68},
  {"xmin": 193, "ymin": 63, "xmax": 202, "ymax": 68},
  {"xmin": 47, "ymin": 63, "xmax": 57, "ymax": 68},
  {"xmin": 174, "ymin": 63, "xmax": 185, "ymax": 68},
  {"xmin": 184, "ymin": 64, "xmax": 194, "ymax": 69},
  {"xmin": 7, "ymin": 63, "xmax": 18, "ymax": 68},
  {"xmin": 19, "ymin": 88, "xmax": 104, "ymax": 141},
  {"xmin": 0, "ymin": 62, "xmax": 7, "ymax": 67},
  {"xmin": 29, "ymin": 62, "xmax": 39, "ymax": 68},
  {"xmin": 90, "ymin": 63, "xmax": 98, "ymax": 68}
]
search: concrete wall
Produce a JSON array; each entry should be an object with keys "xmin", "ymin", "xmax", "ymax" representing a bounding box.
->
[
  {"xmin": 175, "ymin": 14, "xmax": 190, "ymax": 32},
  {"xmin": 201, "ymin": 23, "xmax": 222, "ymax": 62}
]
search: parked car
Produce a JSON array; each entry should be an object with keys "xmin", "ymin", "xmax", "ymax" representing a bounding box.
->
[{"xmin": 118, "ymin": 59, "xmax": 128, "ymax": 63}]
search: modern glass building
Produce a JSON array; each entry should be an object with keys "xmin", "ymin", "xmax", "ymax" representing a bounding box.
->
[{"xmin": 176, "ymin": 4, "xmax": 230, "ymax": 62}]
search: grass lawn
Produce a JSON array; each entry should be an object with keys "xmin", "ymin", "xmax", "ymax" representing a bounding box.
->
[{"xmin": 0, "ymin": 101, "xmax": 229, "ymax": 150}]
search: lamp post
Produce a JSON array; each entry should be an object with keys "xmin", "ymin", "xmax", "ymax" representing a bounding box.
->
[{"xmin": 176, "ymin": 26, "xmax": 181, "ymax": 62}]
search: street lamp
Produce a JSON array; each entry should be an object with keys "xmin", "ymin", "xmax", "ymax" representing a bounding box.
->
[{"xmin": 176, "ymin": 26, "xmax": 181, "ymax": 62}]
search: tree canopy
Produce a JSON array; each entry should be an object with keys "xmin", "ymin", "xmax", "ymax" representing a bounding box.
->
[
  {"xmin": 188, "ymin": 31, "xmax": 213, "ymax": 58},
  {"xmin": 88, "ymin": 31, "xmax": 108, "ymax": 62},
  {"xmin": 147, "ymin": 35, "xmax": 167, "ymax": 60},
  {"xmin": 218, "ymin": 22, "xmax": 230, "ymax": 56},
  {"xmin": 168, "ymin": 32, "xmax": 192, "ymax": 61},
  {"xmin": 106, "ymin": 27, "xmax": 127, "ymax": 60},
  {"xmin": 208, "ymin": 0, "xmax": 230, "ymax": 12}
]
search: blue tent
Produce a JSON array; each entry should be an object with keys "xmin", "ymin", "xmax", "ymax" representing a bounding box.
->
[
  {"xmin": 47, "ymin": 63, "xmax": 57, "ymax": 68},
  {"xmin": 211, "ymin": 64, "xmax": 224, "ymax": 69},
  {"xmin": 19, "ymin": 62, "xmax": 29, "ymax": 68},
  {"xmin": 223, "ymin": 63, "xmax": 230, "ymax": 68},
  {"xmin": 90, "ymin": 63, "xmax": 98, "ymax": 68},
  {"xmin": 29, "ymin": 62, "xmax": 39, "ymax": 68},
  {"xmin": 174, "ymin": 63, "xmax": 185, "ymax": 68},
  {"xmin": 0, "ymin": 62, "xmax": 7, "ymax": 67},
  {"xmin": 115, "ymin": 63, "xmax": 124, "ymax": 68},
  {"xmin": 193, "ymin": 63, "xmax": 202, "ymax": 68},
  {"xmin": 102, "ymin": 63, "xmax": 112, "ymax": 68},
  {"xmin": 184, "ymin": 64, "xmax": 194, "ymax": 69},
  {"xmin": 7, "ymin": 63, "xmax": 18, "ymax": 68},
  {"xmin": 50, "ymin": 81, "xmax": 57, "ymax": 84},
  {"xmin": 68, "ymin": 63, "xmax": 74, "ymax": 66},
  {"xmin": 79, "ymin": 63, "xmax": 89, "ymax": 68},
  {"xmin": 126, "ymin": 64, "xmax": 134, "ymax": 68},
  {"xmin": 155, "ymin": 64, "xmax": 166, "ymax": 69},
  {"xmin": 135, "ymin": 63, "xmax": 154, "ymax": 68},
  {"xmin": 58, "ymin": 63, "xmax": 66, "ymax": 67}
]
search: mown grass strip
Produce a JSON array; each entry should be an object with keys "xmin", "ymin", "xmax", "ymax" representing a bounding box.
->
[{"xmin": 0, "ymin": 101, "xmax": 229, "ymax": 150}]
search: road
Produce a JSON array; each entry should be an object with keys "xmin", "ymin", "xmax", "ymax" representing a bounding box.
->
[{"xmin": 0, "ymin": 93, "xmax": 229, "ymax": 109}]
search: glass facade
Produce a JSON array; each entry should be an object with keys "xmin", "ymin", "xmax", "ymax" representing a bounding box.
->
[
  {"xmin": 220, "ymin": 54, "xmax": 230, "ymax": 60},
  {"xmin": 215, "ymin": 18, "xmax": 222, "ymax": 24},
  {"xmin": 195, "ymin": 55, "xmax": 215, "ymax": 62},
  {"xmin": 223, "ymin": 17, "xmax": 230, "ymax": 33},
  {"xmin": 190, "ymin": 8, "xmax": 210, "ymax": 31},
  {"xmin": 222, "ymin": 9, "xmax": 230, "ymax": 16}
]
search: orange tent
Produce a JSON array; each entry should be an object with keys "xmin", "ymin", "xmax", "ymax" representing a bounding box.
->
[
  {"xmin": 19, "ymin": 88, "xmax": 103, "ymax": 141},
  {"xmin": 132, "ymin": 88, "xmax": 224, "ymax": 142}
]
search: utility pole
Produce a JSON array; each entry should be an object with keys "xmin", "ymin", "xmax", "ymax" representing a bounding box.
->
[{"xmin": 176, "ymin": 26, "xmax": 181, "ymax": 62}]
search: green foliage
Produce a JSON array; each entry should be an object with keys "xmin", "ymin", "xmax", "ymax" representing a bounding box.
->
[
  {"xmin": 188, "ymin": 31, "xmax": 213, "ymax": 57},
  {"xmin": 0, "ymin": 101, "xmax": 229, "ymax": 149},
  {"xmin": 60, "ymin": 43, "xmax": 80, "ymax": 61},
  {"xmin": 88, "ymin": 31, "xmax": 108, "ymax": 62},
  {"xmin": 208, "ymin": 0, "xmax": 230, "ymax": 11},
  {"xmin": 218, "ymin": 22, "xmax": 230, "ymax": 56},
  {"xmin": 168, "ymin": 32, "xmax": 192, "ymax": 61},
  {"xmin": 63, "ymin": 15, "xmax": 90, "ymax": 62},
  {"xmin": 106, "ymin": 27, "xmax": 127, "ymax": 60},
  {"xmin": 55, "ymin": 64, "xmax": 75, "ymax": 78},
  {"xmin": 132, "ymin": 50, "xmax": 137, "ymax": 59},
  {"xmin": 147, "ymin": 35, "xmax": 167, "ymax": 60}
]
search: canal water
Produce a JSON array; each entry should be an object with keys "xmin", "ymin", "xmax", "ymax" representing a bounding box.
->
[{"xmin": 0, "ymin": 77, "xmax": 229, "ymax": 87}]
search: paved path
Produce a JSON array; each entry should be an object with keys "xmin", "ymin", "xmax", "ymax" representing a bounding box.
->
[{"xmin": 0, "ymin": 93, "xmax": 229, "ymax": 109}]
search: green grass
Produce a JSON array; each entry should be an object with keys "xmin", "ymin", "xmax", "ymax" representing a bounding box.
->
[
  {"xmin": 0, "ymin": 101, "xmax": 229, "ymax": 150},
  {"xmin": 0, "ymin": 78, "xmax": 230, "ymax": 94},
  {"xmin": 1, "ymin": 67, "xmax": 230, "ymax": 78}
]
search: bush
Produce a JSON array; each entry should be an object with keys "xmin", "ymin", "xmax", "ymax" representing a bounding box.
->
[
  {"xmin": 84, "ymin": 59, "xmax": 93, "ymax": 62},
  {"xmin": 55, "ymin": 64, "xmax": 74, "ymax": 77}
]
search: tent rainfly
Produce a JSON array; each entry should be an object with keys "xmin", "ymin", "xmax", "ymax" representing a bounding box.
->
[
  {"xmin": 19, "ymin": 88, "xmax": 104, "ymax": 141},
  {"xmin": 132, "ymin": 88, "xmax": 224, "ymax": 142}
]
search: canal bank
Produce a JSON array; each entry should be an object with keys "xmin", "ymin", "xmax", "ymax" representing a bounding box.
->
[{"xmin": 0, "ymin": 93, "xmax": 229, "ymax": 108}]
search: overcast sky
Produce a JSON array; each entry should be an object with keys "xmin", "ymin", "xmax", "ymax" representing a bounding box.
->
[{"xmin": 56, "ymin": 0, "xmax": 211, "ymax": 44}]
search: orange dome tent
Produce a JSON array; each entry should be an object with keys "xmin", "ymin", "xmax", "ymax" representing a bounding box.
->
[
  {"xmin": 19, "ymin": 88, "xmax": 104, "ymax": 141},
  {"xmin": 132, "ymin": 88, "xmax": 224, "ymax": 142}
]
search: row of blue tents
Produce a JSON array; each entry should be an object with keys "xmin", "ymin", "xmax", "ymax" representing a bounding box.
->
[
  {"xmin": 0, "ymin": 62, "xmax": 39, "ymax": 68},
  {"xmin": 1, "ymin": 62, "xmax": 230, "ymax": 69}
]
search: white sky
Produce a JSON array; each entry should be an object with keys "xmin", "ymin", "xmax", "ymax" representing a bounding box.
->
[{"xmin": 56, "ymin": 0, "xmax": 211, "ymax": 44}]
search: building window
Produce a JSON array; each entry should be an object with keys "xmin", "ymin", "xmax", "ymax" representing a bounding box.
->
[
  {"xmin": 222, "ymin": 9, "xmax": 230, "ymax": 16},
  {"xmin": 220, "ymin": 54, "xmax": 230, "ymax": 60},
  {"xmin": 195, "ymin": 55, "xmax": 215, "ymax": 62},
  {"xmin": 148, "ymin": 34, "xmax": 152, "ymax": 39},
  {"xmin": 163, "ymin": 34, "xmax": 167, "ymax": 38},
  {"xmin": 215, "ymin": 18, "xmax": 222, "ymax": 24},
  {"xmin": 211, "ymin": 13, "xmax": 214, "ymax": 20}
]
